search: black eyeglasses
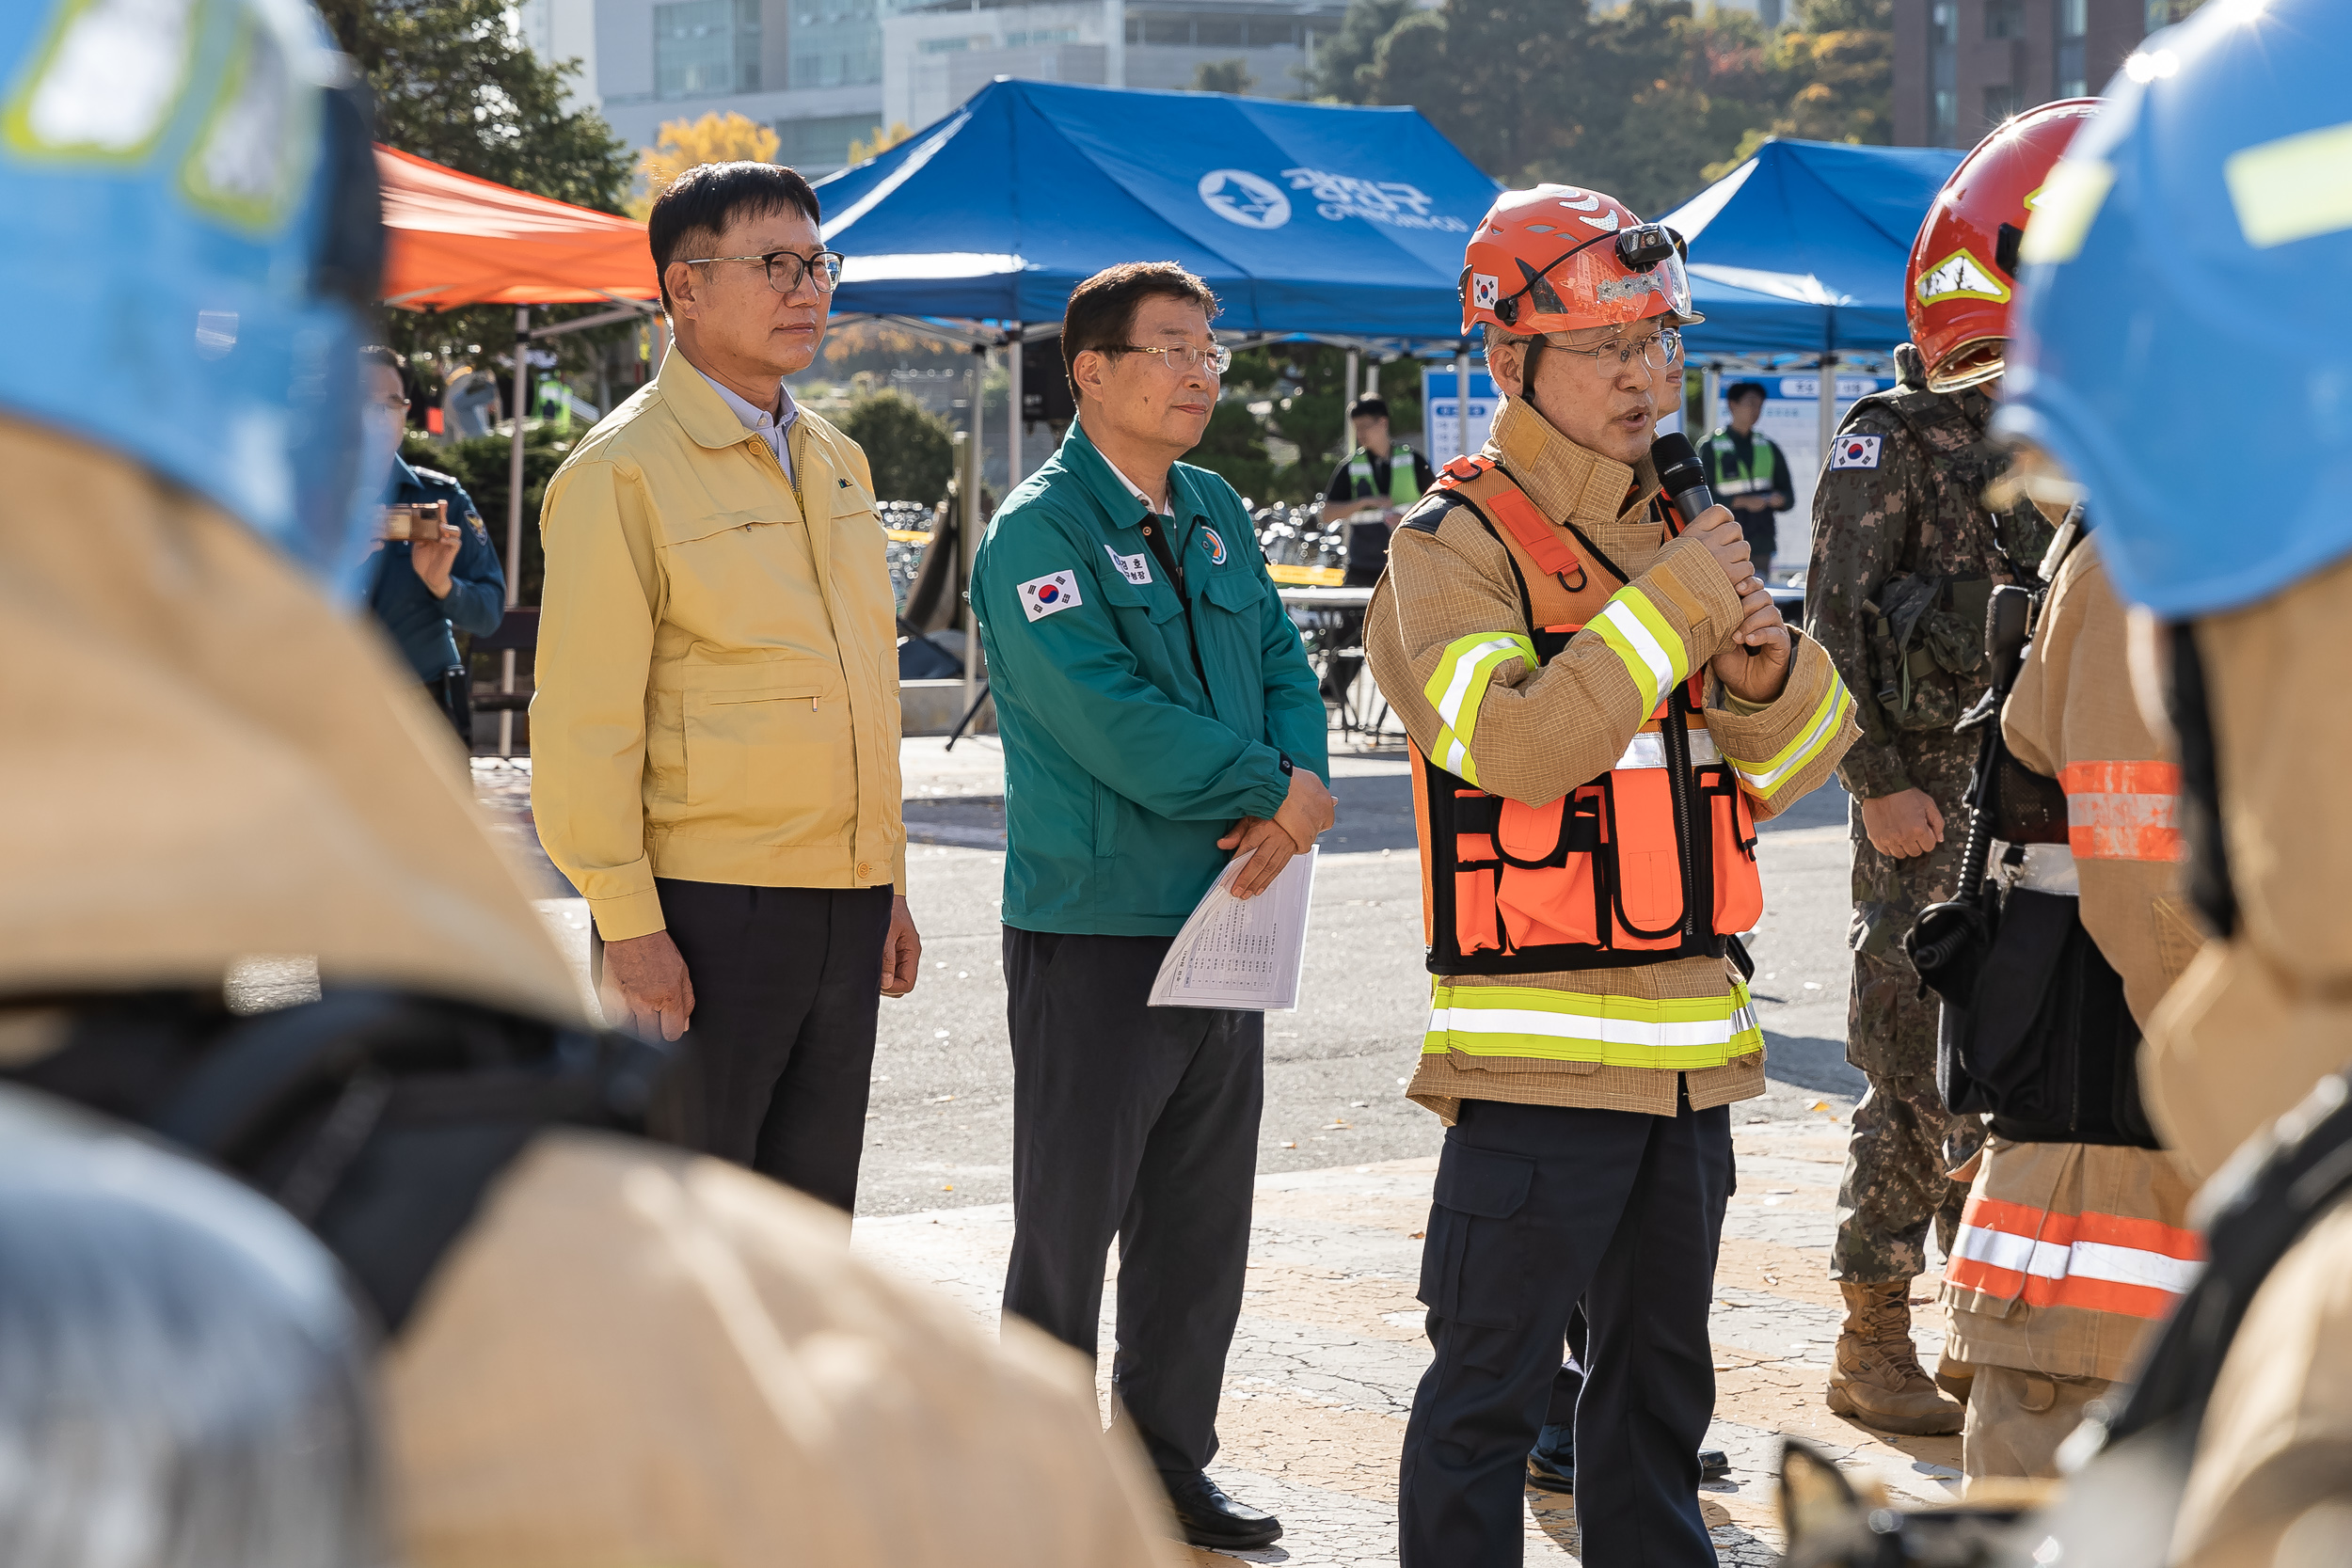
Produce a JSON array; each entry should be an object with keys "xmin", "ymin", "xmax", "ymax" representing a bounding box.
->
[{"xmin": 678, "ymin": 248, "xmax": 846, "ymax": 294}]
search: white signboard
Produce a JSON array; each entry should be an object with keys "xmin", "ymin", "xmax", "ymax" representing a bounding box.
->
[
  {"xmin": 1422, "ymin": 366, "xmax": 1499, "ymax": 464},
  {"xmin": 1706, "ymin": 374, "xmax": 1896, "ymax": 554}
]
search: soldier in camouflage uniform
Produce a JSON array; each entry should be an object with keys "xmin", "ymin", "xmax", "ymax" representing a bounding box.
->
[{"xmin": 1804, "ymin": 339, "xmax": 2051, "ymax": 1434}]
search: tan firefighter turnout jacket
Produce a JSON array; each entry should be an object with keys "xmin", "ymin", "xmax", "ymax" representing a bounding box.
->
[
  {"xmin": 1364, "ymin": 398, "xmax": 1858, "ymax": 1122},
  {"xmin": 1942, "ymin": 533, "xmax": 2202, "ymax": 1383}
]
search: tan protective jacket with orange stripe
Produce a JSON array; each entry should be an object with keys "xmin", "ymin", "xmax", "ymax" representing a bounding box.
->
[
  {"xmin": 1363, "ymin": 399, "xmax": 1858, "ymax": 1122},
  {"xmin": 1943, "ymin": 533, "xmax": 2203, "ymax": 1382}
]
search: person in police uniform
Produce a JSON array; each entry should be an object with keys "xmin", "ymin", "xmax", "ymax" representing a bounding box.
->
[
  {"xmin": 1804, "ymin": 169, "xmax": 2056, "ymax": 1433},
  {"xmin": 360, "ymin": 346, "xmax": 504, "ymax": 743}
]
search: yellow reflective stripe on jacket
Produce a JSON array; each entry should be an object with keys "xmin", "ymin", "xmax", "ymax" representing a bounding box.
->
[
  {"xmin": 1591, "ymin": 587, "xmax": 1690, "ymax": 719},
  {"xmin": 1724, "ymin": 671, "xmax": 1854, "ymax": 800},
  {"xmin": 1422, "ymin": 630, "xmax": 1535, "ymax": 785},
  {"xmin": 1423, "ymin": 981, "xmax": 1763, "ymax": 1069}
]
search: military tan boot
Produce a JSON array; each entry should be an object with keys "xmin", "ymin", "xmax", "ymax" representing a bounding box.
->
[{"xmin": 1825, "ymin": 1281, "xmax": 1965, "ymax": 1435}]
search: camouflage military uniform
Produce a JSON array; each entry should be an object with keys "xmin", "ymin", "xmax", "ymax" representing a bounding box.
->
[{"xmin": 1804, "ymin": 344, "xmax": 2052, "ymax": 1283}]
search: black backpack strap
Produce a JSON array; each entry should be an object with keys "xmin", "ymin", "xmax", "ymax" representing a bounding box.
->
[{"xmin": 10, "ymin": 989, "xmax": 672, "ymax": 1333}]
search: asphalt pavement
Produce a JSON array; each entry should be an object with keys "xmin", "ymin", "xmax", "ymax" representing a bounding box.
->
[{"xmin": 861, "ymin": 736, "xmax": 1863, "ymax": 1217}]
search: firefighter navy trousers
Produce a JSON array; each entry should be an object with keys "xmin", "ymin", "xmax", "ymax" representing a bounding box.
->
[{"xmin": 1399, "ymin": 1087, "xmax": 1733, "ymax": 1567}]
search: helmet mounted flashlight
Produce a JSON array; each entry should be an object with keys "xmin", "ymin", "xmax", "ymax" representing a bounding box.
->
[{"xmin": 1476, "ymin": 224, "xmax": 1688, "ymax": 326}]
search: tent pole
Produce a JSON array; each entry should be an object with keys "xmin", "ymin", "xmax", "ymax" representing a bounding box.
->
[
  {"xmin": 964, "ymin": 347, "xmax": 983, "ymax": 718},
  {"xmin": 501, "ymin": 304, "xmax": 529, "ymax": 761},
  {"xmin": 1454, "ymin": 342, "xmax": 1470, "ymax": 460},
  {"xmin": 1007, "ymin": 325, "xmax": 1023, "ymax": 487},
  {"xmin": 1344, "ymin": 347, "xmax": 1358, "ymax": 411},
  {"xmin": 1105, "ymin": 0, "xmax": 1124, "ymax": 87},
  {"xmin": 1702, "ymin": 364, "xmax": 1721, "ymax": 435},
  {"xmin": 1818, "ymin": 350, "xmax": 1837, "ymax": 476}
]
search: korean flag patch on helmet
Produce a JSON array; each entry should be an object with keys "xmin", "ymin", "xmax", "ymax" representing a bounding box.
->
[
  {"xmin": 1829, "ymin": 435, "xmax": 1883, "ymax": 470},
  {"xmin": 1019, "ymin": 570, "xmax": 1085, "ymax": 621},
  {"xmin": 1470, "ymin": 273, "xmax": 1500, "ymax": 311}
]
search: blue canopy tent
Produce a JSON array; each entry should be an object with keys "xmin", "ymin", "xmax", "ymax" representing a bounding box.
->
[
  {"xmin": 1660, "ymin": 138, "xmax": 1963, "ymax": 525},
  {"xmin": 816, "ymin": 78, "xmax": 1498, "ymax": 342},
  {"xmin": 1662, "ymin": 138, "xmax": 1966, "ymax": 359}
]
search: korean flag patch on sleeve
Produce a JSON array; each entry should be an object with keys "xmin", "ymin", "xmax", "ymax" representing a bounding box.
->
[
  {"xmin": 1019, "ymin": 570, "xmax": 1085, "ymax": 622},
  {"xmin": 1829, "ymin": 434, "xmax": 1883, "ymax": 470}
]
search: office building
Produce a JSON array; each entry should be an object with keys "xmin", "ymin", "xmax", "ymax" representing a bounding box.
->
[
  {"xmin": 519, "ymin": 0, "xmax": 1350, "ymax": 184},
  {"xmin": 885, "ymin": 0, "xmax": 1349, "ymax": 135},
  {"xmin": 1893, "ymin": 0, "xmax": 2204, "ymax": 148}
]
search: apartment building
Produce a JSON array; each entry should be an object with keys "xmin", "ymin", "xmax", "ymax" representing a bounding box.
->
[{"xmin": 1892, "ymin": 0, "xmax": 2204, "ymax": 148}]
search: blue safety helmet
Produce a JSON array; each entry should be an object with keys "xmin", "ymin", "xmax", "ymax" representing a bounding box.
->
[
  {"xmin": 0, "ymin": 0, "xmax": 383, "ymax": 592},
  {"xmin": 1993, "ymin": 0, "xmax": 2352, "ymax": 620}
]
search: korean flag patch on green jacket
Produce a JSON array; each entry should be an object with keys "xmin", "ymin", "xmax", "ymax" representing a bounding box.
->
[{"xmin": 1019, "ymin": 570, "xmax": 1084, "ymax": 621}]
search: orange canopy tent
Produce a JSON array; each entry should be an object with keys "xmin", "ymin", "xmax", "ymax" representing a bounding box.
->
[
  {"xmin": 377, "ymin": 144, "xmax": 658, "ymax": 309},
  {"xmin": 375, "ymin": 145, "xmax": 663, "ymax": 753}
]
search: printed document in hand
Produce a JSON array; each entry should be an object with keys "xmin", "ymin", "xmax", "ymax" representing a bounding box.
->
[{"xmin": 1149, "ymin": 847, "xmax": 1317, "ymax": 1011}]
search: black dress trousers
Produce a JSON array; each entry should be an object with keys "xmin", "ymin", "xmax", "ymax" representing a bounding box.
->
[
  {"xmin": 1399, "ymin": 1090, "xmax": 1734, "ymax": 1568},
  {"xmin": 999, "ymin": 925, "xmax": 1265, "ymax": 1480},
  {"xmin": 645, "ymin": 879, "xmax": 893, "ymax": 1212}
]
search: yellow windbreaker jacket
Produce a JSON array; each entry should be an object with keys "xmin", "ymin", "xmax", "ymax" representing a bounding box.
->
[
  {"xmin": 1364, "ymin": 400, "xmax": 1858, "ymax": 1120},
  {"xmin": 531, "ymin": 353, "xmax": 906, "ymax": 942}
]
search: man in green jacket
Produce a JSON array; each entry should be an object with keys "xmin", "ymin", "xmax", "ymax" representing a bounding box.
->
[{"xmin": 971, "ymin": 261, "xmax": 1334, "ymax": 1553}]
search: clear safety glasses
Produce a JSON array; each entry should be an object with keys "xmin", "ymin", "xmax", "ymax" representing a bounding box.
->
[
  {"xmin": 1543, "ymin": 325, "xmax": 1685, "ymax": 374},
  {"xmin": 1113, "ymin": 342, "xmax": 1232, "ymax": 375}
]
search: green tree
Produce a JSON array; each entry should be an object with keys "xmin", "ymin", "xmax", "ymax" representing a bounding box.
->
[
  {"xmin": 1186, "ymin": 400, "xmax": 1276, "ymax": 504},
  {"xmin": 1304, "ymin": 0, "xmax": 1418, "ymax": 101},
  {"xmin": 1191, "ymin": 59, "xmax": 1257, "ymax": 94},
  {"xmin": 318, "ymin": 0, "xmax": 632, "ymax": 214},
  {"xmin": 1345, "ymin": 0, "xmax": 1891, "ymax": 218},
  {"xmin": 839, "ymin": 390, "xmax": 957, "ymax": 507}
]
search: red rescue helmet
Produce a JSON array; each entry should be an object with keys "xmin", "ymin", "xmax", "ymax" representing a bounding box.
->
[
  {"xmin": 1459, "ymin": 184, "xmax": 1699, "ymax": 338},
  {"xmin": 1906, "ymin": 98, "xmax": 2101, "ymax": 393}
]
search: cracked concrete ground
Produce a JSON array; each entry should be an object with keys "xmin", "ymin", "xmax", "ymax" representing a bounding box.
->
[{"xmin": 855, "ymin": 1121, "xmax": 1963, "ymax": 1567}]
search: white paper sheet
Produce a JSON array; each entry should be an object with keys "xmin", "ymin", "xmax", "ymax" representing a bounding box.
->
[{"xmin": 1148, "ymin": 847, "xmax": 1317, "ymax": 1011}]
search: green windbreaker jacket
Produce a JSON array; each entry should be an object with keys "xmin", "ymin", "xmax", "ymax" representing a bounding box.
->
[{"xmin": 972, "ymin": 420, "xmax": 1328, "ymax": 935}]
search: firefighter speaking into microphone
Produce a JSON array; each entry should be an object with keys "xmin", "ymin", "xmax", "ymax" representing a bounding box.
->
[{"xmin": 1364, "ymin": 185, "xmax": 1859, "ymax": 1566}]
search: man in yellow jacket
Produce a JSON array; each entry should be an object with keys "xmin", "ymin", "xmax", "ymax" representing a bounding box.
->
[
  {"xmin": 1366, "ymin": 185, "xmax": 1857, "ymax": 1566},
  {"xmin": 532, "ymin": 162, "xmax": 921, "ymax": 1211}
]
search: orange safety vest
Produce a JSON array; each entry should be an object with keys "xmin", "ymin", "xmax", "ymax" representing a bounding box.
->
[{"xmin": 1406, "ymin": 456, "xmax": 1764, "ymax": 976}]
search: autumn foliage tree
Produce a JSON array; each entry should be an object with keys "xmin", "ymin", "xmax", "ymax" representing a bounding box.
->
[
  {"xmin": 1323, "ymin": 0, "xmax": 1896, "ymax": 216},
  {"xmin": 628, "ymin": 112, "xmax": 783, "ymax": 218}
]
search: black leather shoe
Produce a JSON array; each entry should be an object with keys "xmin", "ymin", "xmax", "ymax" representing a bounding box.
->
[
  {"xmin": 1526, "ymin": 1423, "xmax": 1576, "ymax": 1493},
  {"xmin": 1163, "ymin": 1470, "xmax": 1283, "ymax": 1549},
  {"xmin": 1526, "ymin": 1433, "xmax": 1731, "ymax": 1492}
]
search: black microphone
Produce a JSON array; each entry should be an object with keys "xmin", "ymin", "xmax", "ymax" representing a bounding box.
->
[
  {"xmin": 1649, "ymin": 431, "xmax": 1715, "ymax": 528},
  {"xmin": 1653, "ymin": 429, "xmax": 1772, "ymax": 650}
]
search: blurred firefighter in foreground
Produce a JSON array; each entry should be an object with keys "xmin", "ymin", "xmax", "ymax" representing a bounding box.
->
[
  {"xmin": 1781, "ymin": 2, "xmax": 2352, "ymax": 1561},
  {"xmin": 1880, "ymin": 102, "xmax": 2207, "ymax": 1485},
  {"xmin": 1804, "ymin": 106, "xmax": 2061, "ymax": 1438},
  {"xmin": 0, "ymin": 2, "xmax": 1170, "ymax": 1563}
]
